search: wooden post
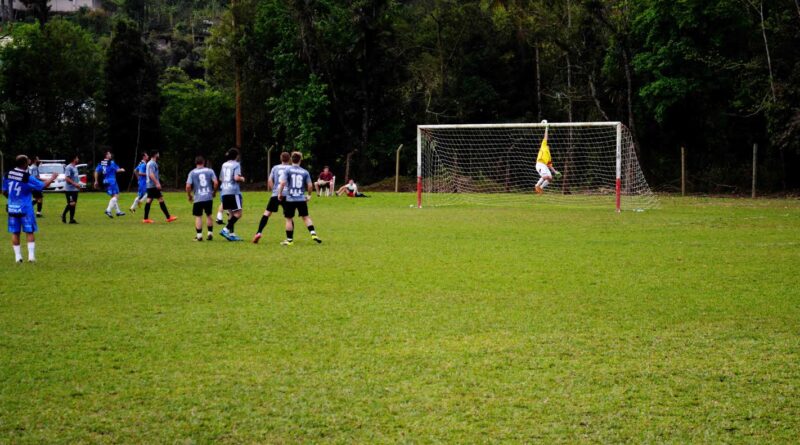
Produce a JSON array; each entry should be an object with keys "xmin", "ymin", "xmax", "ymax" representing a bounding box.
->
[
  {"xmin": 681, "ymin": 146, "xmax": 686, "ymax": 196},
  {"xmin": 394, "ymin": 144, "xmax": 403, "ymax": 192},
  {"xmin": 752, "ymin": 143, "xmax": 758, "ymax": 198},
  {"xmin": 266, "ymin": 145, "xmax": 274, "ymax": 175}
]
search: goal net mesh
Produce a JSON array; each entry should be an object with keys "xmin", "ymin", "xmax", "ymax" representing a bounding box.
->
[{"xmin": 418, "ymin": 123, "xmax": 658, "ymax": 210}]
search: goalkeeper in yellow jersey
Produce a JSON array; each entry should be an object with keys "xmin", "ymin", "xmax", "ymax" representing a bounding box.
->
[{"xmin": 535, "ymin": 121, "xmax": 560, "ymax": 193}]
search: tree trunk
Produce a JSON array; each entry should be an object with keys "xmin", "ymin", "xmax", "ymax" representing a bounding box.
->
[
  {"xmin": 795, "ymin": 0, "xmax": 800, "ymax": 22},
  {"xmin": 757, "ymin": 0, "xmax": 777, "ymax": 102},
  {"xmin": 588, "ymin": 74, "xmax": 609, "ymax": 121},
  {"xmin": 622, "ymin": 48, "xmax": 640, "ymax": 155},
  {"xmin": 534, "ymin": 39, "xmax": 542, "ymax": 121}
]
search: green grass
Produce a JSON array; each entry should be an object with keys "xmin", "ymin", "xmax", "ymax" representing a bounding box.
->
[{"xmin": 1, "ymin": 192, "xmax": 799, "ymax": 443}]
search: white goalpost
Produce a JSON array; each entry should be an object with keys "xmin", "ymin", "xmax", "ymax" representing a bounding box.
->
[{"xmin": 416, "ymin": 122, "xmax": 658, "ymax": 211}]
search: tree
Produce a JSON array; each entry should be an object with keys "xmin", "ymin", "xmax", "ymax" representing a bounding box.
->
[
  {"xmin": 105, "ymin": 18, "xmax": 161, "ymax": 173},
  {"xmin": 0, "ymin": 20, "xmax": 102, "ymax": 157}
]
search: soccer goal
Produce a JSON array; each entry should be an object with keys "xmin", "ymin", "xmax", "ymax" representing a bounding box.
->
[{"xmin": 416, "ymin": 122, "xmax": 658, "ymax": 211}]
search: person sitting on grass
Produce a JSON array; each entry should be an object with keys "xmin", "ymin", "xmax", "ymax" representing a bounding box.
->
[{"xmin": 336, "ymin": 179, "xmax": 368, "ymax": 198}]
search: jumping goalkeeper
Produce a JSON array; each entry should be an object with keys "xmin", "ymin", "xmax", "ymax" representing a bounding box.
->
[{"xmin": 535, "ymin": 122, "xmax": 560, "ymax": 194}]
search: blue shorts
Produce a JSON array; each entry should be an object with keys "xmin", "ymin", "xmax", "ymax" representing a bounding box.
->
[
  {"xmin": 138, "ymin": 182, "xmax": 147, "ymax": 197},
  {"xmin": 105, "ymin": 183, "xmax": 120, "ymax": 196},
  {"xmin": 8, "ymin": 211, "xmax": 37, "ymax": 234}
]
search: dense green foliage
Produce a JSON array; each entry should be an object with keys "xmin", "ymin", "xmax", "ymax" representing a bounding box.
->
[
  {"xmin": 1, "ymin": 193, "xmax": 799, "ymax": 441},
  {"xmin": 0, "ymin": 0, "xmax": 798, "ymax": 191}
]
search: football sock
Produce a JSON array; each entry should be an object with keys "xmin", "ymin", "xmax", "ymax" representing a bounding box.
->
[
  {"xmin": 13, "ymin": 245, "xmax": 22, "ymax": 262},
  {"xmin": 159, "ymin": 202, "xmax": 171, "ymax": 218},
  {"xmin": 207, "ymin": 225, "xmax": 213, "ymax": 234},
  {"xmin": 37, "ymin": 201, "xmax": 42, "ymax": 213},
  {"xmin": 69, "ymin": 206, "xmax": 76, "ymax": 220},
  {"xmin": 144, "ymin": 202, "xmax": 152, "ymax": 219},
  {"xmin": 196, "ymin": 228, "xmax": 202, "ymax": 239},
  {"xmin": 62, "ymin": 205, "xmax": 69, "ymax": 219},
  {"xmin": 257, "ymin": 215, "xmax": 269, "ymax": 234},
  {"xmin": 307, "ymin": 225, "xmax": 316, "ymax": 235},
  {"xmin": 113, "ymin": 197, "xmax": 121, "ymax": 213},
  {"xmin": 286, "ymin": 230, "xmax": 294, "ymax": 241},
  {"xmin": 226, "ymin": 215, "xmax": 239, "ymax": 233},
  {"xmin": 27, "ymin": 242, "xmax": 35, "ymax": 261},
  {"xmin": 535, "ymin": 178, "xmax": 544, "ymax": 188},
  {"xmin": 106, "ymin": 199, "xmax": 113, "ymax": 213},
  {"xmin": 541, "ymin": 179, "xmax": 550, "ymax": 189}
]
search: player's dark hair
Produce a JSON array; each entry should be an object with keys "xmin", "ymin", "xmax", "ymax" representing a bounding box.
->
[
  {"xmin": 323, "ymin": 165, "xmax": 329, "ymax": 170},
  {"xmin": 291, "ymin": 151, "xmax": 302, "ymax": 164},
  {"xmin": 70, "ymin": 154, "xmax": 80, "ymax": 162},
  {"xmin": 226, "ymin": 147, "xmax": 239, "ymax": 160},
  {"xmin": 15, "ymin": 155, "xmax": 28, "ymax": 168},
  {"xmin": 141, "ymin": 152, "xmax": 148, "ymax": 159},
  {"xmin": 195, "ymin": 155, "xmax": 205, "ymax": 166},
  {"xmin": 280, "ymin": 152, "xmax": 290, "ymax": 163}
]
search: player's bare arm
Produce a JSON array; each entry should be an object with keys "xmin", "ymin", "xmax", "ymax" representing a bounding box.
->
[
  {"xmin": 277, "ymin": 181, "xmax": 286, "ymax": 201},
  {"xmin": 186, "ymin": 183, "xmax": 193, "ymax": 202}
]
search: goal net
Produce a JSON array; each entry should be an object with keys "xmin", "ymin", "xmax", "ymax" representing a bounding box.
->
[{"xmin": 416, "ymin": 122, "xmax": 658, "ymax": 211}]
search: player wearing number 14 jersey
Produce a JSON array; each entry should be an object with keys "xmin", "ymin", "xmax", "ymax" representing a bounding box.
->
[
  {"xmin": 276, "ymin": 151, "xmax": 322, "ymax": 246},
  {"xmin": 186, "ymin": 156, "xmax": 218, "ymax": 241},
  {"xmin": 3, "ymin": 155, "xmax": 56, "ymax": 262}
]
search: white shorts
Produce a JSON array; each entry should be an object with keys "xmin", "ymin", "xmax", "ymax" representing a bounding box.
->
[{"xmin": 536, "ymin": 162, "xmax": 552, "ymax": 178}]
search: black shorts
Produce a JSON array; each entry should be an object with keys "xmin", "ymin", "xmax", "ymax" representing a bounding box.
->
[
  {"xmin": 31, "ymin": 190, "xmax": 43, "ymax": 199},
  {"xmin": 65, "ymin": 191, "xmax": 79, "ymax": 204},
  {"xmin": 265, "ymin": 196, "xmax": 283, "ymax": 213},
  {"xmin": 283, "ymin": 201, "xmax": 309, "ymax": 218},
  {"xmin": 222, "ymin": 194, "xmax": 242, "ymax": 211},
  {"xmin": 192, "ymin": 200, "xmax": 213, "ymax": 216},
  {"xmin": 146, "ymin": 188, "xmax": 162, "ymax": 199}
]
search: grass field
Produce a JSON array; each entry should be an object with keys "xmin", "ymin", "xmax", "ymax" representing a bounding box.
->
[{"xmin": 1, "ymin": 192, "xmax": 799, "ymax": 443}]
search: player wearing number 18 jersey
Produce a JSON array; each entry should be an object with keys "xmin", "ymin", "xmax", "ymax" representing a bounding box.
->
[
  {"xmin": 219, "ymin": 148, "xmax": 245, "ymax": 241},
  {"xmin": 186, "ymin": 156, "xmax": 219, "ymax": 241},
  {"xmin": 252, "ymin": 151, "xmax": 290, "ymax": 244},
  {"xmin": 276, "ymin": 151, "xmax": 321, "ymax": 246}
]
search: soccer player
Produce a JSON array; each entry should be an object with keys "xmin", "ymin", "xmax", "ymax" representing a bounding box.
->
[
  {"xmin": 276, "ymin": 151, "xmax": 322, "ymax": 246},
  {"xmin": 61, "ymin": 154, "xmax": 82, "ymax": 224},
  {"xmin": 3, "ymin": 155, "xmax": 56, "ymax": 262},
  {"xmin": 142, "ymin": 150, "xmax": 177, "ymax": 224},
  {"xmin": 94, "ymin": 150, "xmax": 126, "ymax": 218},
  {"xmin": 535, "ymin": 124, "xmax": 559, "ymax": 194},
  {"xmin": 253, "ymin": 151, "xmax": 290, "ymax": 244},
  {"xmin": 27, "ymin": 156, "xmax": 44, "ymax": 217},
  {"xmin": 219, "ymin": 148, "xmax": 245, "ymax": 241},
  {"xmin": 186, "ymin": 155, "xmax": 218, "ymax": 241},
  {"xmin": 314, "ymin": 165, "xmax": 334, "ymax": 196},
  {"xmin": 130, "ymin": 152, "xmax": 149, "ymax": 212}
]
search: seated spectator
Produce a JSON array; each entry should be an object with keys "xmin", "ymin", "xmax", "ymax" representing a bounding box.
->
[
  {"xmin": 336, "ymin": 179, "xmax": 368, "ymax": 198},
  {"xmin": 315, "ymin": 166, "xmax": 335, "ymax": 196}
]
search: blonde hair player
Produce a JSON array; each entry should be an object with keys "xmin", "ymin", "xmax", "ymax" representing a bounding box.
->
[{"xmin": 535, "ymin": 120, "xmax": 560, "ymax": 194}]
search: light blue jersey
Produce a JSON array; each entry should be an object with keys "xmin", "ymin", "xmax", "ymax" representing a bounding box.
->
[
  {"xmin": 279, "ymin": 165, "xmax": 312, "ymax": 202},
  {"xmin": 96, "ymin": 160, "xmax": 120, "ymax": 185},
  {"xmin": 270, "ymin": 164, "xmax": 290, "ymax": 197},
  {"xmin": 64, "ymin": 163, "xmax": 80, "ymax": 192},
  {"xmin": 136, "ymin": 161, "xmax": 147, "ymax": 188},
  {"xmin": 219, "ymin": 160, "xmax": 241, "ymax": 196},
  {"xmin": 186, "ymin": 167, "xmax": 217, "ymax": 203},
  {"xmin": 28, "ymin": 164, "xmax": 40, "ymax": 179},
  {"xmin": 146, "ymin": 160, "xmax": 159, "ymax": 189}
]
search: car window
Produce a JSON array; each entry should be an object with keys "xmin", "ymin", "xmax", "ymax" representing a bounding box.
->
[{"xmin": 39, "ymin": 164, "xmax": 65, "ymax": 174}]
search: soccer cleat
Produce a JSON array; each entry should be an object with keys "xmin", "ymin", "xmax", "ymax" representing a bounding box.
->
[
  {"xmin": 28, "ymin": 259, "xmax": 35, "ymax": 263},
  {"xmin": 16, "ymin": 259, "xmax": 23, "ymax": 264},
  {"xmin": 535, "ymin": 186, "xmax": 543, "ymax": 194},
  {"xmin": 229, "ymin": 233, "xmax": 243, "ymax": 242},
  {"xmin": 166, "ymin": 216, "xmax": 178, "ymax": 223},
  {"xmin": 142, "ymin": 219, "xmax": 154, "ymax": 224},
  {"xmin": 252, "ymin": 233, "xmax": 262, "ymax": 244},
  {"xmin": 116, "ymin": 211, "xmax": 126, "ymax": 217},
  {"xmin": 62, "ymin": 215, "xmax": 67, "ymax": 223},
  {"xmin": 69, "ymin": 220, "xmax": 79, "ymax": 224},
  {"xmin": 207, "ymin": 233, "xmax": 213, "ymax": 241},
  {"xmin": 216, "ymin": 219, "xmax": 224, "ymax": 225},
  {"xmin": 105, "ymin": 210, "xmax": 114, "ymax": 219},
  {"xmin": 194, "ymin": 236, "xmax": 203, "ymax": 242},
  {"xmin": 280, "ymin": 239, "xmax": 294, "ymax": 246},
  {"xmin": 311, "ymin": 234, "xmax": 322, "ymax": 244},
  {"xmin": 36, "ymin": 212, "xmax": 43, "ymax": 217},
  {"xmin": 220, "ymin": 228, "xmax": 232, "ymax": 241},
  {"xmin": 130, "ymin": 207, "xmax": 136, "ymax": 213}
]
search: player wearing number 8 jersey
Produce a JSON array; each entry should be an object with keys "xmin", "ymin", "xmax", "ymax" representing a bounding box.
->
[
  {"xmin": 276, "ymin": 151, "xmax": 322, "ymax": 246},
  {"xmin": 186, "ymin": 156, "xmax": 219, "ymax": 241},
  {"xmin": 219, "ymin": 148, "xmax": 245, "ymax": 241}
]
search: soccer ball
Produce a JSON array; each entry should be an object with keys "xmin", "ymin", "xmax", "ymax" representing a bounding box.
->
[{"xmin": 541, "ymin": 120, "xmax": 548, "ymax": 124}]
